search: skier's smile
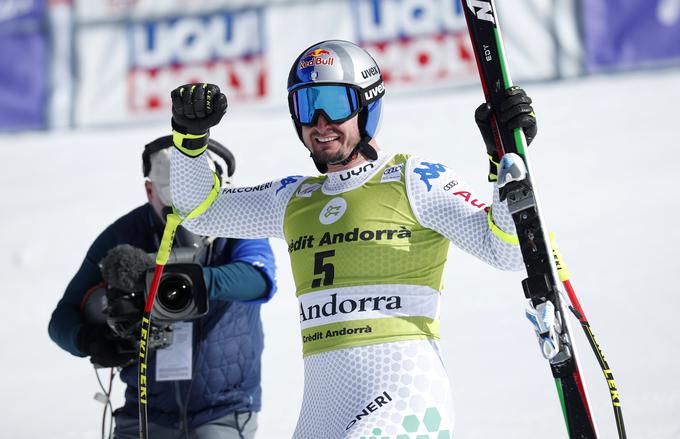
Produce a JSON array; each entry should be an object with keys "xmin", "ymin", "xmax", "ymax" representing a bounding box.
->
[{"xmin": 302, "ymin": 113, "xmax": 362, "ymax": 168}]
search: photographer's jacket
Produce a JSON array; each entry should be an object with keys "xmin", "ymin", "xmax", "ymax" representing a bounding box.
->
[{"xmin": 48, "ymin": 203, "xmax": 276, "ymax": 429}]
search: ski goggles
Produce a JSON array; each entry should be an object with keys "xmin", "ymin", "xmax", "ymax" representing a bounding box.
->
[{"xmin": 288, "ymin": 81, "xmax": 385, "ymax": 126}]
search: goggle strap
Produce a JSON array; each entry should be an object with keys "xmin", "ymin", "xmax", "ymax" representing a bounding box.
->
[{"xmin": 359, "ymin": 79, "xmax": 385, "ymax": 106}]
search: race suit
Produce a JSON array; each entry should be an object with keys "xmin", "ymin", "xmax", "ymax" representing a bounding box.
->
[{"xmin": 171, "ymin": 149, "xmax": 524, "ymax": 439}]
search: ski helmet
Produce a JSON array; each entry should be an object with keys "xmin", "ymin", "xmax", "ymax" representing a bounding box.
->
[{"xmin": 287, "ymin": 40, "xmax": 385, "ymax": 173}]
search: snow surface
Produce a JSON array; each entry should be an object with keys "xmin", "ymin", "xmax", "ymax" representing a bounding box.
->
[{"xmin": 1, "ymin": 69, "xmax": 679, "ymax": 438}]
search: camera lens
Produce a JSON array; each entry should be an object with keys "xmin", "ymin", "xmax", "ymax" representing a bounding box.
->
[{"xmin": 157, "ymin": 274, "xmax": 193, "ymax": 313}]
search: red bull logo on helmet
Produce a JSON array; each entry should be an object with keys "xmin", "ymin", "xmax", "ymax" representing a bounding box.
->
[
  {"xmin": 306, "ymin": 49, "xmax": 332, "ymax": 57},
  {"xmin": 299, "ymin": 48, "xmax": 335, "ymax": 69}
]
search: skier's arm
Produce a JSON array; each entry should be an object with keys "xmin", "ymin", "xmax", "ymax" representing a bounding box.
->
[
  {"xmin": 169, "ymin": 83, "xmax": 303, "ymax": 239},
  {"xmin": 406, "ymin": 157, "xmax": 524, "ymax": 270},
  {"xmin": 171, "ymin": 149, "xmax": 304, "ymax": 239},
  {"xmin": 411, "ymin": 86, "xmax": 534, "ymax": 269}
]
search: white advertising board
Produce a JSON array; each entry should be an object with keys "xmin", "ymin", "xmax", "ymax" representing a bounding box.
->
[
  {"xmin": 75, "ymin": 7, "xmax": 268, "ymax": 125},
  {"xmin": 74, "ymin": 0, "xmax": 581, "ymax": 127}
]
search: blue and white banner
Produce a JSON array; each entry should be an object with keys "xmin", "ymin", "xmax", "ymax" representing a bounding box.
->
[
  {"xmin": 75, "ymin": 7, "xmax": 267, "ymax": 126},
  {"xmin": 74, "ymin": 0, "xmax": 270, "ymax": 23},
  {"xmin": 0, "ymin": 0, "xmax": 44, "ymax": 22},
  {"xmin": 0, "ymin": 0, "xmax": 48, "ymax": 131},
  {"xmin": 0, "ymin": 0, "xmax": 610, "ymax": 131},
  {"xmin": 352, "ymin": 0, "xmax": 476, "ymax": 90},
  {"xmin": 583, "ymin": 0, "xmax": 680, "ymax": 71}
]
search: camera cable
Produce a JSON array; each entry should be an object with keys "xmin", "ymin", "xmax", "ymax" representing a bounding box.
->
[
  {"xmin": 93, "ymin": 366, "xmax": 116, "ymax": 439},
  {"xmin": 178, "ymin": 319, "xmax": 203, "ymax": 439}
]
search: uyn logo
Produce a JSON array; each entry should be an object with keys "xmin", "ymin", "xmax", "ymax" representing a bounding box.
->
[{"xmin": 466, "ymin": 0, "xmax": 495, "ymax": 24}]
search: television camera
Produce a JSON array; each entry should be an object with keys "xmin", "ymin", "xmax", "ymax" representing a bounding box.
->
[{"xmin": 81, "ymin": 229, "xmax": 210, "ymax": 360}]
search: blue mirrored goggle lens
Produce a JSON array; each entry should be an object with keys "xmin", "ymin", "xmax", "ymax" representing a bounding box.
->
[{"xmin": 292, "ymin": 85, "xmax": 359, "ymax": 125}]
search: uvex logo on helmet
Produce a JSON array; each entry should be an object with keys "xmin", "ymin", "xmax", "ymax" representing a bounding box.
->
[
  {"xmin": 363, "ymin": 81, "xmax": 385, "ymax": 103},
  {"xmin": 361, "ymin": 66, "xmax": 379, "ymax": 79}
]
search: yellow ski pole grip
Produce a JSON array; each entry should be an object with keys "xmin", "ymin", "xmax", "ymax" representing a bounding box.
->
[
  {"xmin": 156, "ymin": 212, "xmax": 182, "ymax": 265},
  {"xmin": 156, "ymin": 172, "xmax": 220, "ymax": 265},
  {"xmin": 549, "ymin": 232, "xmax": 572, "ymax": 282}
]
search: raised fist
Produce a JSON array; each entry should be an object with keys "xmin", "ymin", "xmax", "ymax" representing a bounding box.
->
[
  {"xmin": 475, "ymin": 86, "xmax": 537, "ymax": 181},
  {"xmin": 495, "ymin": 86, "xmax": 536, "ymax": 144},
  {"xmin": 171, "ymin": 83, "xmax": 228, "ymax": 135}
]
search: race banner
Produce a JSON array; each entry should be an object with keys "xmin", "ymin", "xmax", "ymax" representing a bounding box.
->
[
  {"xmin": 583, "ymin": 0, "xmax": 680, "ymax": 70},
  {"xmin": 71, "ymin": 0, "xmax": 582, "ymax": 128},
  {"xmin": 351, "ymin": 0, "xmax": 476, "ymax": 90},
  {"xmin": 350, "ymin": 0, "xmax": 576, "ymax": 92},
  {"xmin": 0, "ymin": 0, "xmax": 44, "ymax": 21},
  {"xmin": 0, "ymin": 0, "xmax": 48, "ymax": 131},
  {"xmin": 74, "ymin": 0, "xmax": 275, "ymax": 23},
  {"xmin": 75, "ymin": 7, "xmax": 267, "ymax": 126}
]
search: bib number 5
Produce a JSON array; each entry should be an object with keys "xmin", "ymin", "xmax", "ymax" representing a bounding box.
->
[{"xmin": 311, "ymin": 250, "xmax": 335, "ymax": 288}]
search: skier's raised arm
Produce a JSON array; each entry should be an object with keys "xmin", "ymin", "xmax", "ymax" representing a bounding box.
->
[
  {"xmin": 169, "ymin": 83, "xmax": 303, "ymax": 239},
  {"xmin": 405, "ymin": 157, "xmax": 524, "ymax": 271},
  {"xmin": 406, "ymin": 86, "xmax": 536, "ymax": 270}
]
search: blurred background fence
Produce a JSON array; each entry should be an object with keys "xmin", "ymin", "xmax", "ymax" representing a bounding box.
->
[{"xmin": 1, "ymin": 0, "xmax": 679, "ymax": 132}]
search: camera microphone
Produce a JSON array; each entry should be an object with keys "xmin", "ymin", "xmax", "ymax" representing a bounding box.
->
[{"xmin": 100, "ymin": 244, "xmax": 154, "ymax": 293}]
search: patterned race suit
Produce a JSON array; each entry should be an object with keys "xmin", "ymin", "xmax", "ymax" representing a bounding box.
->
[{"xmin": 171, "ymin": 149, "xmax": 523, "ymax": 439}]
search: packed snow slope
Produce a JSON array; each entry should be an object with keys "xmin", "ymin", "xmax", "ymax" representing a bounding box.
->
[{"xmin": 1, "ymin": 69, "xmax": 679, "ymax": 438}]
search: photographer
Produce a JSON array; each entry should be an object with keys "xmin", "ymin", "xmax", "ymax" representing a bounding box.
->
[{"xmin": 48, "ymin": 136, "xmax": 276, "ymax": 439}]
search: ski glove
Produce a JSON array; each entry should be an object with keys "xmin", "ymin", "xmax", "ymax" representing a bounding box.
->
[
  {"xmin": 475, "ymin": 86, "xmax": 537, "ymax": 182},
  {"xmin": 171, "ymin": 83, "xmax": 228, "ymax": 157},
  {"xmin": 77, "ymin": 323, "xmax": 136, "ymax": 368}
]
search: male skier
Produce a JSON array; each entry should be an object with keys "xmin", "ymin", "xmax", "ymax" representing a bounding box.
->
[{"xmin": 167, "ymin": 40, "xmax": 536, "ymax": 438}]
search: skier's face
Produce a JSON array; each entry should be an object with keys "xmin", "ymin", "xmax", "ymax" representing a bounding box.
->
[{"xmin": 301, "ymin": 113, "xmax": 362, "ymax": 169}]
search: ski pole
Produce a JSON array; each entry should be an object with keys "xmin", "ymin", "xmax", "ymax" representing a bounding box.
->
[
  {"xmin": 550, "ymin": 233, "xmax": 627, "ymax": 439},
  {"xmin": 138, "ymin": 172, "xmax": 221, "ymax": 439},
  {"xmin": 138, "ymin": 211, "xmax": 181, "ymax": 439}
]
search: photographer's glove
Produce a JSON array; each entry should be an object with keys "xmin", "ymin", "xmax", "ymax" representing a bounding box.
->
[
  {"xmin": 171, "ymin": 83, "xmax": 228, "ymax": 157},
  {"xmin": 77, "ymin": 323, "xmax": 136, "ymax": 368},
  {"xmin": 475, "ymin": 86, "xmax": 537, "ymax": 181}
]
